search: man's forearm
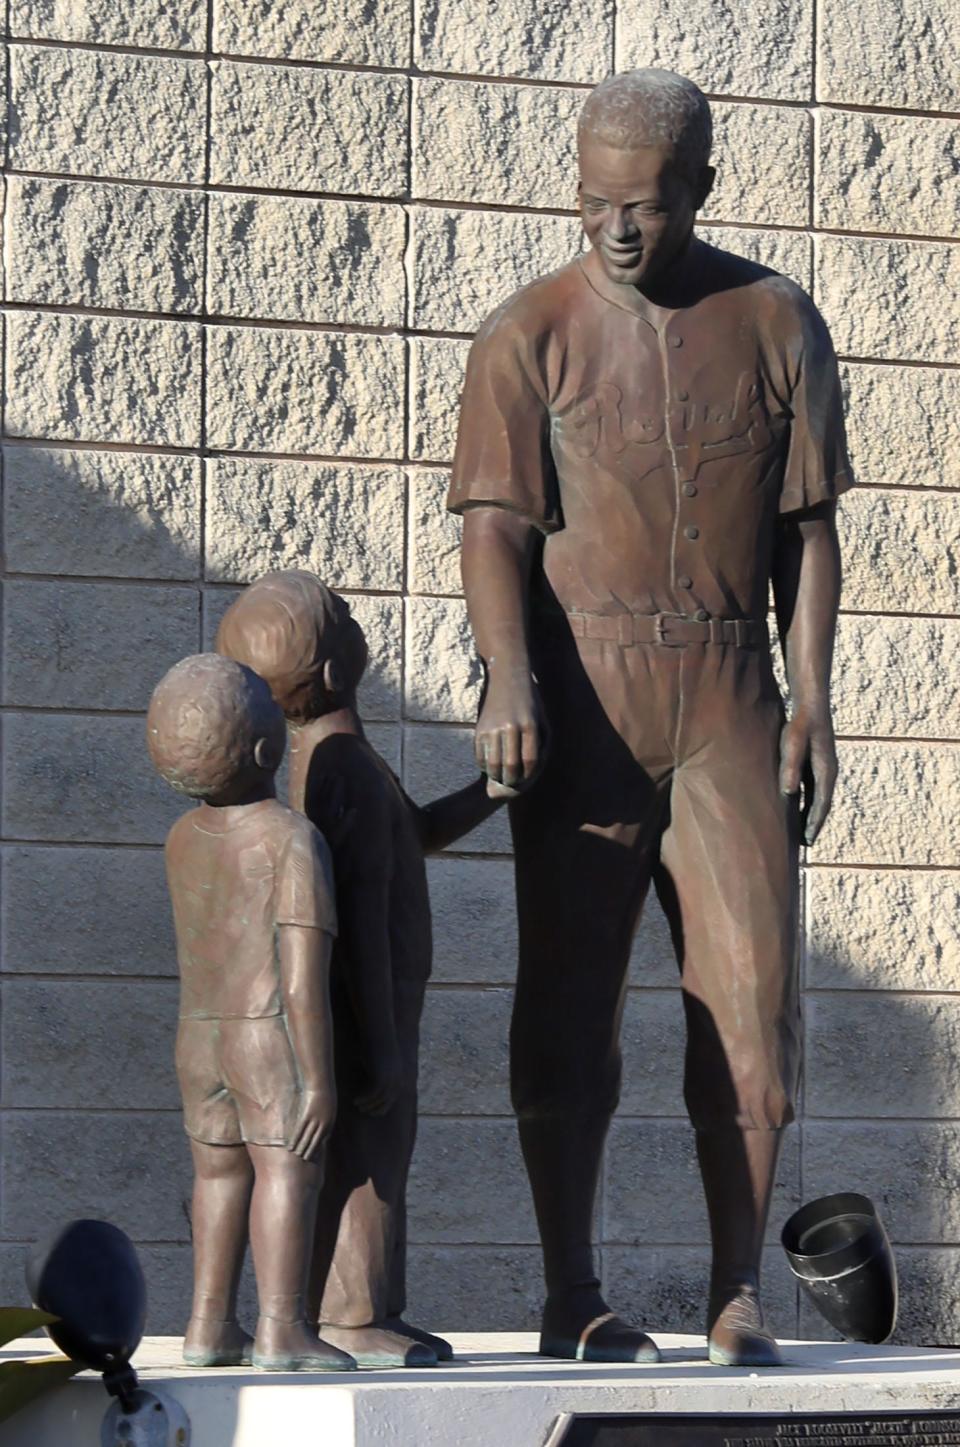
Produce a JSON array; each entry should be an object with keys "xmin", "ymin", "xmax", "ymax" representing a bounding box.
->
[
  {"xmin": 772, "ymin": 503, "xmax": 841, "ymax": 710},
  {"xmin": 461, "ymin": 507, "xmax": 534, "ymax": 672}
]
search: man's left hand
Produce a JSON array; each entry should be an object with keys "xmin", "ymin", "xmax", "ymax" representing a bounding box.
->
[{"xmin": 779, "ymin": 708, "xmax": 838, "ymax": 847}]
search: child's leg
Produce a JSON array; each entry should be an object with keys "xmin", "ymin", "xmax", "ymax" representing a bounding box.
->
[
  {"xmin": 247, "ymin": 1143, "xmax": 355, "ymax": 1371},
  {"xmin": 184, "ymin": 1141, "xmax": 254, "ymax": 1366}
]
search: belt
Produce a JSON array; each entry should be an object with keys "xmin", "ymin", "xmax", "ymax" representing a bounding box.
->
[{"xmin": 565, "ymin": 611, "xmax": 761, "ymax": 649}]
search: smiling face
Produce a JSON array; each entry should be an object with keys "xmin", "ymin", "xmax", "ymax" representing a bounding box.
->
[{"xmin": 578, "ymin": 137, "xmax": 713, "ymax": 292}]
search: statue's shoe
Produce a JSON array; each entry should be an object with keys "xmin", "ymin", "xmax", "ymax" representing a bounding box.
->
[
  {"xmin": 252, "ymin": 1318, "xmax": 357, "ymax": 1372},
  {"xmin": 540, "ymin": 1310, "xmax": 660, "ymax": 1364},
  {"xmin": 320, "ymin": 1323, "xmax": 437, "ymax": 1368},
  {"xmin": 384, "ymin": 1316, "xmax": 453, "ymax": 1362},
  {"xmin": 708, "ymin": 1289, "xmax": 782, "ymax": 1368},
  {"xmin": 182, "ymin": 1318, "xmax": 253, "ymax": 1367}
]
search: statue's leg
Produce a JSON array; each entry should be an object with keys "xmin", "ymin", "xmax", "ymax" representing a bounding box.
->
[
  {"xmin": 510, "ymin": 781, "xmax": 662, "ymax": 1362},
  {"xmin": 183, "ymin": 1141, "xmax": 254, "ymax": 1366},
  {"xmin": 657, "ymin": 646, "xmax": 801, "ymax": 1367}
]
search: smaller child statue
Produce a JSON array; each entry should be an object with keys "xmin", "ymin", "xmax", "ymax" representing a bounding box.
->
[
  {"xmin": 217, "ymin": 572, "xmax": 504, "ymax": 1367},
  {"xmin": 146, "ymin": 653, "xmax": 357, "ymax": 1372}
]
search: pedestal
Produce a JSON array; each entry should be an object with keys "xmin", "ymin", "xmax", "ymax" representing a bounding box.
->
[{"xmin": 6, "ymin": 1333, "xmax": 960, "ymax": 1446}]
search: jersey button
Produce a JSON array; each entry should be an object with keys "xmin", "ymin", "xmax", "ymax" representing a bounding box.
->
[
  {"xmin": 678, "ymin": 574, "xmax": 693, "ymax": 590},
  {"xmin": 670, "ymin": 335, "xmax": 683, "ymax": 348},
  {"xmin": 682, "ymin": 482, "xmax": 697, "ymax": 497},
  {"xmin": 684, "ymin": 525, "xmax": 700, "ymax": 540},
  {"xmin": 677, "ymin": 389, "xmax": 690, "ymax": 401},
  {"xmin": 695, "ymin": 609, "xmax": 710, "ymax": 622}
]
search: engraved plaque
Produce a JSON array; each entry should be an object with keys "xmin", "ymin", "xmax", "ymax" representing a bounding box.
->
[{"xmin": 546, "ymin": 1413, "xmax": 960, "ymax": 1447}]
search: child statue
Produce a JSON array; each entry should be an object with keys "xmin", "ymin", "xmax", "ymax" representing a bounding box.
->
[
  {"xmin": 147, "ymin": 653, "xmax": 356, "ymax": 1373},
  {"xmin": 217, "ymin": 571, "xmax": 502, "ymax": 1367}
]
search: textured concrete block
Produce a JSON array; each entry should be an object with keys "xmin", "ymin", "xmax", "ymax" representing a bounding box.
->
[
  {"xmin": 2, "ymin": 580, "xmax": 199, "ymax": 711},
  {"xmin": 831, "ymin": 615, "xmax": 960, "ymax": 738},
  {"xmin": 617, "ymin": 0, "xmax": 812, "ymax": 101},
  {"xmin": 842, "ymin": 362, "xmax": 960, "ymax": 490},
  {"xmin": 6, "ymin": 314, "xmax": 202, "ymax": 446},
  {"xmin": 2, "ymin": 844, "xmax": 175, "ymax": 975},
  {"xmin": 427, "ymin": 858, "xmax": 517, "ymax": 985},
  {"xmin": 3, "ymin": 446, "xmax": 201, "ymax": 580},
  {"xmin": 605, "ymin": 1121, "xmax": 800, "ymax": 1245},
  {"xmin": 817, "ymin": 110, "xmax": 960, "ymax": 239},
  {"xmin": 705, "ymin": 104, "xmax": 811, "ymax": 228},
  {"xmin": 409, "ymin": 207, "xmax": 582, "ymax": 333},
  {"xmin": 210, "ymin": 62, "xmax": 407, "ymax": 195},
  {"xmin": 416, "ymin": 0, "xmax": 612, "ymax": 83},
  {"xmin": 840, "ymin": 489, "xmax": 960, "ymax": 616},
  {"xmin": 619, "ymin": 989, "xmax": 686, "ymax": 1117},
  {"xmin": 204, "ymin": 588, "xmax": 402, "ymax": 724},
  {"xmin": 207, "ymin": 195, "xmax": 405, "ymax": 327},
  {"xmin": 409, "ymin": 470, "xmax": 462, "ymax": 595},
  {"xmin": 816, "ymin": 236, "xmax": 960, "ymax": 364},
  {"xmin": 1, "ymin": 1111, "xmax": 190, "ymax": 1240},
  {"xmin": 6, "ymin": 178, "xmax": 203, "ymax": 313},
  {"xmin": 205, "ymin": 458, "xmax": 406, "ymax": 590},
  {"xmin": 629, "ymin": 894, "xmax": 678, "ymax": 990},
  {"xmin": 9, "ymin": 44, "xmax": 205, "ymax": 182},
  {"xmin": 214, "ymin": 0, "xmax": 410, "ymax": 65},
  {"xmin": 1, "ymin": 979, "xmax": 179, "ymax": 1107},
  {"xmin": 409, "ymin": 339, "xmax": 469, "ymax": 463},
  {"xmin": 205, "ymin": 327, "xmax": 404, "ymax": 457},
  {"xmin": 605, "ymin": 1245, "xmax": 798, "ymax": 1339},
  {"xmin": 419, "ymin": 986, "xmax": 512, "ymax": 1115},
  {"xmin": 10, "ymin": 0, "xmax": 206, "ymax": 46},
  {"xmin": 807, "ymin": 868, "xmax": 960, "ymax": 993},
  {"xmin": 406, "ymin": 1246, "xmax": 542, "ymax": 1331},
  {"xmin": 806, "ymin": 993, "xmax": 960, "ymax": 1118},
  {"xmin": 803, "ymin": 1122, "xmax": 960, "ymax": 1244},
  {"xmin": 405, "ymin": 597, "xmax": 482, "ymax": 723},
  {"xmin": 818, "ymin": 0, "xmax": 960, "ymax": 109},
  {"xmin": 2, "ymin": 713, "xmax": 186, "ymax": 845},
  {"xmin": 413, "ymin": 77, "xmax": 580, "ymax": 209},
  {"xmin": 700, "ymin": 225, "xmax": 812, "ymax": 290},
  {"xmin": 817, "ymin": 742, "xmax": 960, "ymax": 867},
  {"xmin": 407, "ymin": 1119, "xmax": 537, "ymax": 1243},
  {"xmin": 404, "ymin": 727, "xmax": 512, "ymax": 855}
]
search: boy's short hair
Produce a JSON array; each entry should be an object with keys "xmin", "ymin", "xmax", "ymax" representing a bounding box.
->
[
  {"xmin": 147, "ymin": 653, "xmax": 285, "ymax": 799},
  {"xmin": 215, "ymin": 571, "xmax": 340, "ymax": 723},
  {"xmin": 578, "ymin": 69, "xmax": 713, "ymax": 180}
]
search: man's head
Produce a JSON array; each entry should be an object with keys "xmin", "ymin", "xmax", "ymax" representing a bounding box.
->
[
  {"xmin": 215, "ymin": 570, "xmax": 368, "ymax": 723},
  {"xmin": 577, "ymin": 69, "xmax": 714, "ymax": 291},
  {"xmin": 146, "ymin": 653, "xmax": 286, "ymax": 801}
]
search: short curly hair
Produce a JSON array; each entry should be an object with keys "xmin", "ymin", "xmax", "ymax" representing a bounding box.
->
[
  {"xmin": 215, "ymin": 570, "xmax": 341, "ymax": 723},
  {"xmin": 146, "ymin": 653, "xmax": 285, "ymax": 799},
  {"xmin": 578, "ymin": 69, "xmax": 713, "ymax": 179}
]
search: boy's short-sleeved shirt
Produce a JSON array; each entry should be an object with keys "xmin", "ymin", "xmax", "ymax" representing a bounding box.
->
[
  {"xmin": 447, "ymin": 240, "xmax": 854, "ymax": 623},
  {"xmin": 166, "ymin": 797, "xmax": 337, "ymax": 1021}
]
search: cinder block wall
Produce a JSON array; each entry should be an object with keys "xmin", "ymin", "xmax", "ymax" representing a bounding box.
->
[{"xmin": 1, "ymin": 1, "xmax": 957, "ymax": 1340}]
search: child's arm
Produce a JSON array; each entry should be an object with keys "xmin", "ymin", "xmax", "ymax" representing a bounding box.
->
[
  {"xmin": 280, "ymin": 923, "xmax": 337, "ymax": 1160},
  {"xmin": 405, "ymin": 776, "xmax": 505, "ymax": 856}
]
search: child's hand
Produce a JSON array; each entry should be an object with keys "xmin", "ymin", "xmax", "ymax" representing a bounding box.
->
[
  {"xmin": 289, "ymin": 1085, "xmax": 337, "ymax": 1161},
  {"xmin": 355, "ymin": 1041, "xmax": 403, "ymax": 1117}
]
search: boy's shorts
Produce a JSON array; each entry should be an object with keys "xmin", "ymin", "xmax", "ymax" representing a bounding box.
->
[{"xmin": 176, "ymin": 1014, "xmax": 298, "ymax": 1147}]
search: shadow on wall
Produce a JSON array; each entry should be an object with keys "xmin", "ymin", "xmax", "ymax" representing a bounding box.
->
[{"xmin": 0, "ymin": 445, "xmax": 951, "ymax": 1348}]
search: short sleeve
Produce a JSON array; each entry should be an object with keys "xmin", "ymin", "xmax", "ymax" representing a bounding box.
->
[
  {"xmin": 275, "ymin": 818, "xmax": 338, "ymax": 936},
  {"xmin": 446, "ymin": 312, "xmax": 560, "ymax": 532},
  {"xmin": 779, "ymin": 299, "xmax": 855, "ymax": 515}
]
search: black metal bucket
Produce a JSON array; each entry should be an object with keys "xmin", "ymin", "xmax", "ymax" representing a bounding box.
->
[{"xmin": 781, "ymin": 1192, "xmax": 897, "ymax": 1344}]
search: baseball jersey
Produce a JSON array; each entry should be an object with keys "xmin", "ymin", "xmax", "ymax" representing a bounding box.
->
[
  {"xmin": 447, "ymin": 238, "xmax": 854, "ymax": 623},
  {"xmin": 166, "ymin": 796, "xmax": 337, "ymax": 1021}
]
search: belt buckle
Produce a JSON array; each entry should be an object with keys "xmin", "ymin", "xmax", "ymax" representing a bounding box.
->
[{"xmin": 655, "ymin": 612, "xmax": 687, "ymax": 647}]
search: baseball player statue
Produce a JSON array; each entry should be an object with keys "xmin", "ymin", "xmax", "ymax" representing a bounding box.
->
[{"xmin": 448, "ymin": 68, "xmax": 852, "ymax": 1367}]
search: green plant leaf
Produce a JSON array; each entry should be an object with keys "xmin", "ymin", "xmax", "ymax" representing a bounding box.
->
[
  {"xmin": 0, "ymin": 1308, "xmax": 58, "ymax": 1350},
  {"xmin": 0, "ymin": 1356, "xmax": 81, "ymax": 1424}
]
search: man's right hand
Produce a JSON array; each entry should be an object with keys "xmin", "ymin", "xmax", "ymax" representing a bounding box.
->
[{"xmin": 475, "ymin": 666, "xmax": 543, "ymax": 797}]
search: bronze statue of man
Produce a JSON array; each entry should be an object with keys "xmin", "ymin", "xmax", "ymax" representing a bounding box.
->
[{"xmin": 448, "ymin": 69, "xmax": 852, "ymax": 1366}]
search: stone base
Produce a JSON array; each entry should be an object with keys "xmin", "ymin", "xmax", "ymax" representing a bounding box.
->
[{"xmin": 5, "ymin": 1333, "xmax": 960, "ymax": 1446}]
